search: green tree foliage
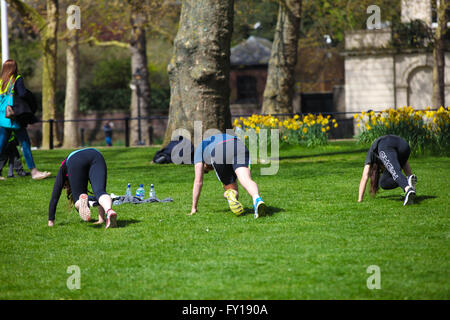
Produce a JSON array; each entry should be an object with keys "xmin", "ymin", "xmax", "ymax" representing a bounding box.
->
[
  {"xmin": 9, "ymin": 39, "xmax": 41, "ymax": 80},
  {"xmin": 92, "ymin": 58, "xmax": 131, "ymax": 89},
  {"xmin": 300, "ymin": 0, "xmax": 400, "ymax": 47},
  {"xmin": 233, "ymin": 0, "xmax": 278, "ymax": 45}
]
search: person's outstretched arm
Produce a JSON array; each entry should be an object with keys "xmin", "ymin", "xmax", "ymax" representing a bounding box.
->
[
  {"xmin": 358, "ymin": 164, "xmax": 370, "ymax": 202},
  {"xmin": 190, "ymin": 162, "xmax": 204, "ymax": 215},
  {"xmin": 48, "ymin": 165, "xmax": 66, "ymax": 225},
  {"xmin": 403, "ymin": 160, "xmax": 412, "ymax": 176}
]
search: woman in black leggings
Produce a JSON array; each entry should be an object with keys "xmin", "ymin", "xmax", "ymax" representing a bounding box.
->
[
  {"xmin": 358, "ymin": 135, "xmax": 417, "ymax": 205},
  {"xmin": 48, "ymin": 148, "xmax": 117, "ymax": 228}
]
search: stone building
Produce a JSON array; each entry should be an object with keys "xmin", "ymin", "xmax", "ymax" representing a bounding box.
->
[
  {"xmin": 344, "ymin": 0, "xmax": 450, "ymax": 113},
  {"xmin": 229, "ymin": 36, "xmax": 272, "ymax": 116},
  {"xmin": 229, "ymin": 36, "xmax": 345, "ymax": 116}
]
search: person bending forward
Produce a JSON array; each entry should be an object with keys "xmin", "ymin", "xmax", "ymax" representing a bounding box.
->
[
  {"xmin": 358, "ymin": 135, "xmax": 417, "ymax": 205},
  {"xmin": 191, "ymin": 133, "xmax": 267, "ymax": 218},
  {"xmin": 48, "ymin": 148, "xmax": 117, "ymax": 228}
]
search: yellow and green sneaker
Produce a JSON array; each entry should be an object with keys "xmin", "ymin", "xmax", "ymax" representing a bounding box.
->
[{"xmin": 224, "ymin": 189, "xmax": 244, "ymax": 216}]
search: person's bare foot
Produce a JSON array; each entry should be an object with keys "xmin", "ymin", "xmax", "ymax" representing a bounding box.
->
[
  {"xmin": 93, "ymin": 220, "xmax": 104, "ymax": 225},
  {"xmin": 77, "ymin": 194, "xmax": 91, "ymax": 221},
  {"xmin": 31, "ymin": 169, "xmax": 51, "ymax": 180},
  {"xmin": 93, "ymin": 207, "xmax": 106, "ymax": 225}
]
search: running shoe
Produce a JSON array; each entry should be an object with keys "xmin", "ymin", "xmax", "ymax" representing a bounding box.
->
[
  {"xmin": 105, "ymin": 209, "xmax": 117, "ymax": 229},
  {"xmin": 408, "ymin": 174, "xmax": 417, "ymax": 190},
  {"xmin": 403, "ymin": 188, "xmax": 416, "ymax": 206},
  {"xmin": 78, "ymin": 193, "xmax": 91, "ymax": 221},
  {"xmin": 224, "ymin": 189, "xmax": 244, "ymax": 216},
  {"xmin": 253, "ymin": 197, "xmax": 267, "ymax": 219}
]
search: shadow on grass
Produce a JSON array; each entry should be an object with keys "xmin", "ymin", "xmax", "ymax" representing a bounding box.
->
[
  {"xmin": 88, "ymin": 219, "xmax": 141, "ymax": 228},
  {"xmin": 240, "ymin": 206, "xmax": 284, "ymax": 218},
  {"xmin": 378, "ymin": 194, "xmax": 437, "ymax": 204},
  {"xmin": 216, "ymin": 206, "xmax": 284, "ymax": 218},
  {"xmin": 117, "ymin": 219, "xmax": 141, "ymax": 228}
]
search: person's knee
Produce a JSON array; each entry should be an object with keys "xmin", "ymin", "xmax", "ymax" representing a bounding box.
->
[
  {"xmin": 235, "ymin": 166, "xmax": 251, "ymax": 179},
  {"xmin": 379, "ymin": 178, "xmax": 397, "ymax": 190},
  {"xmin": 223, "ymin": 182, "xmax": 237, "ymax": 190}
]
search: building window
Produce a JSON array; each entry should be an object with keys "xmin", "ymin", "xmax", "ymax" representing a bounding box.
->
[{"xmin": 236, "ymin": 76, "xmax": 258, "ymax": 104}]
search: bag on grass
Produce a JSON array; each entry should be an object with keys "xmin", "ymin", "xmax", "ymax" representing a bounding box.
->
[{"xmin": 153, "ymin": 135, "xmax": 194, "ymax": 164}]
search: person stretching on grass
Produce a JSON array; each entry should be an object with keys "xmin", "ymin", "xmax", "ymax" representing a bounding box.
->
[
  {"xmin": 190, "ymin": 133, "xmax": 267, "ymax": 218},
  {"xmin": 358, "ymin": 134, "xmax": 417, "ymax": 205},
  {"xmin": 48, "ymin": 148, "xmax": 117, "ymax": 228}
]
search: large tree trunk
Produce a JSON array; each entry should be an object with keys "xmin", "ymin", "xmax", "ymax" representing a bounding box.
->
[
  {"xmin": 432, "ymin": 0, "xmax": 447, "ymax": 108},
  {"xmin": 262, "ymin": 0, "xmax": 302, "ymax": 115},
  {"xmin": 163, "ymin": 0, "xmax": 234, "ymax": 146},
  {"xmin": 6, "ymin": 0, "xmax": 58, "ymax": 149},
  {"xmin": 41, "ymin": 0, "xmax": 59, "ymax": 149},
  {"xmin": 129, "ymin": 1, "xmax": 151, "ymax": 146},
  {"xmin": 63, "ymin": 29, "xmax": 79, "ymax": 149}
]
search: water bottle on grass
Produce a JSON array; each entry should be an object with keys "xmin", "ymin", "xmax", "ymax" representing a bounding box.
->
[
  {"xmin": 126, "ymin": 183, "xmax": 132, "ymax": 196},
  {"xmin": 136, "ymin": 184, "xmax": 145, "ymax": 200},
  {"xmin": 149, "ymin": 184, "xmax": 155, "ymax": 199}
]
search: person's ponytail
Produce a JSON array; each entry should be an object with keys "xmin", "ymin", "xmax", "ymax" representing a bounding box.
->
[
  {"xmin": 369, "ymin": 161, "xmax": 382, "ymax": 196},
  {"xmin": 63, "ymin": 179, "xmax": 74, "ymax": 212}
]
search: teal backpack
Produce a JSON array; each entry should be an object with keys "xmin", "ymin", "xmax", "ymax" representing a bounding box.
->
[{"xmin": 0, "ymin": 77, "xmax": 20, "ymax": 129}]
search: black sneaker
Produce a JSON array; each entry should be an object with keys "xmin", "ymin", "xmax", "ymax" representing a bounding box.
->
[{"xmin": 403, "ymin": 188, "xmax": 416, "ymax": 206}]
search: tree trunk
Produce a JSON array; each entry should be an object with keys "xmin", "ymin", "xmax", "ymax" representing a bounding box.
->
[
  {"xmin": 5, "ymin": 0, "xmax": 58, "ymax": 149},
  {"xmin": 262, "ymin": 0, "xmax": 302, "ymax": 115},
  {"xmin": 129, "ymin": 1, "xmax": 151, "ymax": 146},
  {"xmin": 41, "ymin": 0, "xmax": 59, "ymax": 149},
  {"xmin": 432, "ymin": 0, "xmax": 447, "ymax": 108},
  {"xmin": 63, "ymin": 29, "xmax": 79, "ymax": 149},
  {"xmin": 163, "ymin": 0, "xmax": 234, "ymax": 146}
]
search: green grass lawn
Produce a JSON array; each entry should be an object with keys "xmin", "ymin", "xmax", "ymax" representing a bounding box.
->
[{"xmin": 0, "ymin": 141, "xmax": 448, "ymax": 299}]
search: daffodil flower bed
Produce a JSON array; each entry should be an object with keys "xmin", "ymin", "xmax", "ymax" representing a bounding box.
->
[
  {"xmin": 354, "ymin": 106, "xmax": 450, "ymax": 155},
  {"xmin": 233, "ymin": 114, "xmax": 338, "ymax": 147}
]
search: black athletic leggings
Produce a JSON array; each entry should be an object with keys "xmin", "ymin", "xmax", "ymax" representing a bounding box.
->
[
  {"xmin": 377, "ymin": 136, "xmax": 411, "ymax": 190},
  {"xmin": 211, "ymin": 138, "xmax": 250, "ymax": 185},
  {"xmin": 67, "ymin": 149, "xmax": 108, "ymax": 202}
]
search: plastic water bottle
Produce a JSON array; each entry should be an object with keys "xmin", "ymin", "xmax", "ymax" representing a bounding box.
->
[
  {"xmin": 126, "ymin": 183, "xmax": 132, "ymax": 196},
  {"xmin": 235, "ymin": 125, "xmax": 245, "ymax": 140},
  {"xmin": 149, "ymin": 184, "xmax": 155, "ymax": 199},
  {"xmin": 136, "ymin": 184, "xmax": 145, "ymax": 200}
]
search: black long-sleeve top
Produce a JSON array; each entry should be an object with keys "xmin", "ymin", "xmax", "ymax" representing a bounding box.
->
[
  {"xmin": 48, "ymin": 160, "xmax": 68, "ymax": 221},
  {"xmin": 14, "ymin": 76, "xmax": 27, "ymax": 98}
]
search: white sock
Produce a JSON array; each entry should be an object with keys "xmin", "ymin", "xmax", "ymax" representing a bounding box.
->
[{"xmin": 252, "ymin": 194, "xmax": 260, "ymax": 204}]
